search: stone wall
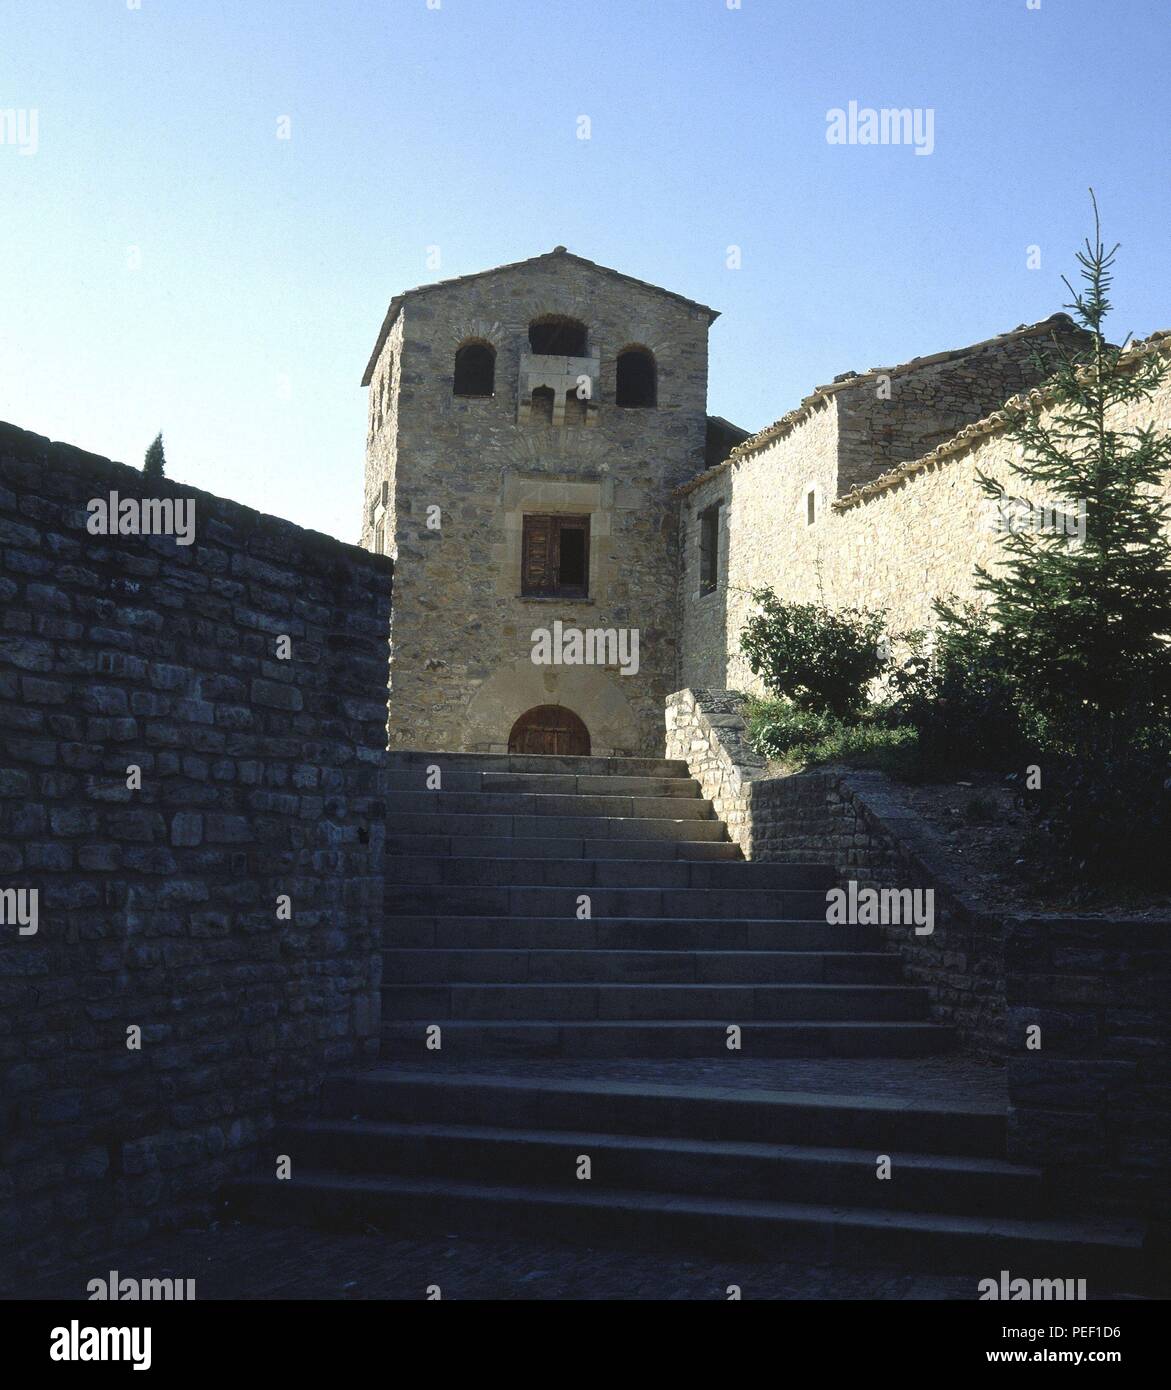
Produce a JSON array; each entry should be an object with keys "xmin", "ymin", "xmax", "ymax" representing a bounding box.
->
[
  {"xmin": 665, "ymin": 689, "xmax": 1004, "ymax": 1054},
  {"xmin": 754, "ymin": 771, "xmax": 1005, "ymax": 1056},
  {"xmin": 363, "ymin": 250, "xmax": 716, "ymax": 756},
  {"xmin": 1005, "ymin": 919, "xmax": 1171, "ymax": 1230},
  {"xmin": 0, "ymin": 422, "xmax": 393, "ymax": 1287},
  {"xmin": 834, "ymin": 317, "xmax": 1087, "ymax": 493},
  {"xmin": 678, "ymin": 330, "xmax": 1171, "ymax": 694},
  {"xmin": 666, "ymin": 689, "xmax": 1169, "ymax": 1227},
  {"xmin": 664, "ymin": 688, "xmax": 763, "ymax": 854}
]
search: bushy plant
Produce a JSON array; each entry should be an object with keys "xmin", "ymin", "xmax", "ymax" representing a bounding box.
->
[
  {"xmin": 1020, "ymin": 743, "xmax": 1171, "ymax": 886},
  {"xmin": 890, "ymin": 607, "xmax": 1036, "ymax": 775},
  {"xmin": 739, "ymin": 589, "xmax": 888, "ymax": 718},
  {"xmin": 744, "ymin": 697, "xmax": 917, "ymax": 775}
]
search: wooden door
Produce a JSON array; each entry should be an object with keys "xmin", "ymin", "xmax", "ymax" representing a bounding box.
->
[{"xmin": 508, "ymin": 705, "xmax": 591, "ymax": 756}]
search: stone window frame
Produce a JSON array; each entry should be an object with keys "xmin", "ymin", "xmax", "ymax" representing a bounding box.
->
[
  {"xmin": 614, "ymin": 344, "xmax": 658, "ymax": 408},
  {"xmin": 496, "ymin": 476, "xmax": 611, "ymax": 606},
  {"xmin": 521, "ymin": 513, "xmax": 591, "ymax": 598},
  {"xmin": 698, "ymin": 500, "xmax": 722, "ymax": 596},
  {"xmin": 452, "ymin": 339, "xmax": 497, "ymax": 398}
]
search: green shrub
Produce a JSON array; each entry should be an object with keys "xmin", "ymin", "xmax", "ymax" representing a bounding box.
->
[
  {"xmin": 890, "ymin": 608, "xmax": 1035, "ymax": 776},
  {"xmin": 739, "ymin": 590, "xmax": 888, "ymax": 718},
  {"xmin": 744, "ymin": 698, "xmax": 917, "ymax": 775},
  {"xmin": 964, "ymin": 795, "xmax": 997, "ymax": 824},
  {"xmin": 1020, "ymin": 743, "xmax": 1171, "ymax": 885}
]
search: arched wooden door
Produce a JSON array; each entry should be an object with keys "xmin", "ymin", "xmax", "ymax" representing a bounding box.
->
[{"xmin": 508, "ymin": 705, "xmax": 591, "ymax": 756}]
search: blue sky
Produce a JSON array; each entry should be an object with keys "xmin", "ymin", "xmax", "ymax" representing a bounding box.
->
[{"xmin": 2, "ymin": 0, "xmax": 1169, "ymax": 543}]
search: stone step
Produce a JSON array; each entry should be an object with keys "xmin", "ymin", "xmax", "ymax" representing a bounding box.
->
[
  {"xmin": 227, "ymin": 1171, "xmax": 1144, "ymax": 1277},
  {"xmin": 386, "ymin": 750, "xmax": 691, "ymax": 778},
  {"xmin": 384, "ymin": 915, "xmax": 882, "ymax": 951},
  {"xmin": 326, "ymin": 1068, "xmax": 1005, "ymax": 1155},
  {"xmin": 384, "ymin": 789, "xmax": 717, "ymax": 820},
  {"xmin": 382, "ymin": 982, "xmax": 929, "ymax": 1021},
  {"xmin": 384, "ymin": 885, "xmax": 828, "ymax": 919},
  {"xmin": 383, "ymin": 812, "xmax": 731, "ymax": 842},
  {"xmin": 383, "ymin": 856, "xmax": 835, "ymax": 891},
  {"xmin": 378, "ymin": 1019, "xmax": 953, "ymax": 1058},
  {"xmin": 385, "ymin": 769, "xmax": 704, "ymax": 798},
  {"xmin": 384, "ymin": 833, "xmax": 743, "ymax": 862},
  {"xmin": 381, "ymin": 948, "xmax": 905, "ymax": 985},
  {"xmin": 279, "ymin": 1117, "xmax": 1046, "ymax": 1217}
]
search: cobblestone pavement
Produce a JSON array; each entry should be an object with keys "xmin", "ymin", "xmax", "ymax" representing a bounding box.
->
[{"xmin": 17, "ymin": 1219, "xmax": 984, "ymax": 1301}]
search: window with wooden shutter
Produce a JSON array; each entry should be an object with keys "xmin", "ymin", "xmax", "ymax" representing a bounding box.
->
[{"xmin": 522, "ymin": 514, "xmax": 591, "ymax": 597}]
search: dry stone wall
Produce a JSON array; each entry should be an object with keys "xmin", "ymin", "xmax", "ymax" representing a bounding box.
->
[
  {"xmin": 0, "ymin": 422, "xmax": 393, "ymax": 1287},
  {"xmin": 1005, "ymin": 919, "xmax": 1171, "ymax": 1229},
  {"xmin": 667, "ymin": 690, "xmax": 1169, "ymax": 1228}
]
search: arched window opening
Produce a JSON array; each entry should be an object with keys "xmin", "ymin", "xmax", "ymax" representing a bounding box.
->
[
  {"xmin": 529, "ymin": 316, "xmax": 588, "ymax": 356},
  {"xmin": 615, "ymin": 347, "xmax": 657, "ymax": 407},
  {"xmin": 531, "ymin": 386, "xmax": 555, "ymax": 423},
  {"xmin": 453, "ymin": 342, "xmax": 496, "ymax": 397},
  {"xmin": 563, "ymin": 388, "xmax": 587, "ymax": 426}
]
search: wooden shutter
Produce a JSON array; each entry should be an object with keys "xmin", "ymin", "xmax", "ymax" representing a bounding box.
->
[{"xmin": 522, "ymin": 515, "xmax": 556, "ymax": 595}]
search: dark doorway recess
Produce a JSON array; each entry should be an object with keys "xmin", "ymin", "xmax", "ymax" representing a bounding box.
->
[
  {"xmin": 529, "ymin": 316, "xmax": 588, "ymax": 356},
  {"xmin": 508, "ymin": 705, "xmax": 591, "ymax": 756}
]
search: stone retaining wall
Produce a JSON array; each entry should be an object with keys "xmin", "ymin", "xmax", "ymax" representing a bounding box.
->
[
  {"xmin": 666, "ymin": 688, "xmax": 1169, "ymax": 1230},
  {"xmin": 0, "ymin": 422, "xmax": 393, "ymax": 1287}
]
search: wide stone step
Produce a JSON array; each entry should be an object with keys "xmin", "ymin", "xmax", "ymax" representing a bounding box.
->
[
  {"xmin": 386, "ymin": 750, "xmax": 691, "ymax": 777},
  {"xmin": 384, "ymin": 812, "xmax": 730, "ymax": 842},
  {"xmin": 227, "ymin": 1171, "xmax": 1144, "ymax": 1277},
  {"xmin": 384, "ymin": 885, "xmax": 827, "ymax": 919},
  {"xmin": 279, "ymin": 1117, "xmax": 1046, "ymax": 1217},
  {"xmin": 385, "ymin": 769, "xmax": 704, "ymax": 798},
  {"xmin": 382, "ymin": 948, "xmax": 905, "ymax": 985},
  {"xmin": 383, "ymin": 856, "xmax": 834, "ymax": 891},
  {"xmin": 378, "ymin": 1019, "xmax": 952, "ymax": 1058},
  {"xmin": 382, "ymin": 982, "xmax": 929, "ymax": 1021},
  {"xmin": 384, "ymin": 790, "xmax": 717, "ymax": 820},
  {"xmin": 384, "ymin": 916, "xmax": 883, "ymax": 951},
  {"xmin": 326, "ymin": 1068, "xmax": 1005, "ymax": 1155},
  {"xmin": 384, "ymin": 834, "xmax": 743, "ymax": 862}
]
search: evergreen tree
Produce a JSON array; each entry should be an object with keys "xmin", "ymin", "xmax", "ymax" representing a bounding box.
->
[
  {"xmin": 143, "ymin": 432, "xmax": 166, "ymax": 480},
  {"xmin": 945, "ymin": 194, "xmax": 1171, "ymax": 756}
]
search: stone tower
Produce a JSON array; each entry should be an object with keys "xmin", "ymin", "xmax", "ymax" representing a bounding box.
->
[{"xmin": 360, "ymin": 247, "xmax": 736, "ymax": 755}]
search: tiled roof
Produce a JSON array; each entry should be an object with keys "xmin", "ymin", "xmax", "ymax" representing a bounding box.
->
[
  {"xmin": 832, "ymin": 328, "xmax": 1171, "ymax": 511},
  {"xmin": 361, "ymin": 247, "xmax": 720, "ymax": 386},
  {"xmin": 675, "ymin": 314, "xmax": 1081, "ymax": 497}
]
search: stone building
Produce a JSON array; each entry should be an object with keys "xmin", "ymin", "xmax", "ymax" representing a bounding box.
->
[
  {"xmin": 361, "ymin": 248, "xmax": 1167, "ymax": 752},
  {"xmin": 360, "ymin": 247, "xmax": 745, "ymax": 756}
]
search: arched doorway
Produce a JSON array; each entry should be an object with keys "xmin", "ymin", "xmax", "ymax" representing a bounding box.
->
[{"xmin": 508, "ymin": 705, "xmax": 591, "ymax": 756}]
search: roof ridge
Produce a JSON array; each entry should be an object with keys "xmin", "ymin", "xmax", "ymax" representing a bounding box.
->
[
  {"xmin": 831, "ymin": 328, "xmax": 1171, "ymax": 511},
  {"xmin": 361, "ymin": 247, "xmax": 719, "ymax": 386},
  {"xmin": 731, "ymin": 313, "xmax": 1080, "ymax": 459}
]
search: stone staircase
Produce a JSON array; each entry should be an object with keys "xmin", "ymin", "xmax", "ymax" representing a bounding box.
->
[
  {"xmin": 228, "ymin": 750, "xmax": 1149, "ymax": 1287},
  {"xmin": 376, "ymin": 750, "xmax": 947, "ymax": 1058}
]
